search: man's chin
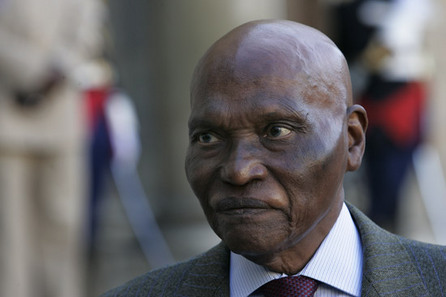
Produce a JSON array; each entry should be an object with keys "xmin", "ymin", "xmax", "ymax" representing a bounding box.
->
[
  {"xmin": 220, "ymin": 230, "xmax": 286, "ymax": 259},
  {"xmin": 210, "ymin": 211, "xmax": 290, "ymax": 253}
]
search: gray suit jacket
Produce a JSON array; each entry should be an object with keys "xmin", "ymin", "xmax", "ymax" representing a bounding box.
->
[{"xmin": 102, "ymin": 204, "xmax": 446, "ymax": 297}]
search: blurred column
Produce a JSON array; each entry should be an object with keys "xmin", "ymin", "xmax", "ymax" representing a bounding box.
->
[
  {"xmin": 426, "ymin": 0, "xmax": 446, "ymax": 166},
  {"xmin": 287, "ymin": 0, "xmax": 327, "ymax": 31}
]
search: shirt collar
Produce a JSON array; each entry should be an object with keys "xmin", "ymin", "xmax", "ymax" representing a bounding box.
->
[{"xmin": 230, "ymin": 202, "xmax": 363, "ymax": 297}]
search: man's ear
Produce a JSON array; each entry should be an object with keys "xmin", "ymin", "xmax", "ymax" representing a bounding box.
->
[{"xmin": 346, "ymin": 104, "xmax": 368, "ymax": 172}]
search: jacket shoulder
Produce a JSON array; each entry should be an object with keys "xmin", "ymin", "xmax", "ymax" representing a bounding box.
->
[
  {"xmin": 100, "ymin": 261, "xmax": 190, "ymax": 297},
  {"xmin": 100, "ymin": 243, "xmax": 230, "ymax": 297},
  {"xmin": 347, "ymin": 202, "xmax": 446, "ymax": 296},
  {"xmin": 399, "ymin": 237, "xmax": 446, "ymax": 295}
]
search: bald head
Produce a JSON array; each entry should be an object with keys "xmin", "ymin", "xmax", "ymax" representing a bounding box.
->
[{"xmin": 191, "ymin": 20, "xmax": 353, "ymax": 108}]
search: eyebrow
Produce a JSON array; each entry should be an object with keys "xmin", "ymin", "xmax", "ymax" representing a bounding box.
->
[{"xmin": 188, "ymin": 118, "xmax": 215, "ymax": 131}]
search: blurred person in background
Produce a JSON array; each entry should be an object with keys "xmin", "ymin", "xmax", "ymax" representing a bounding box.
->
[
  {"xmin": 334, "ymin": 0, "xmax": 433, "ymax": 231},
  {"xmin": 0, "ymin": 0, "xmax": 107, "ymax": 296}
]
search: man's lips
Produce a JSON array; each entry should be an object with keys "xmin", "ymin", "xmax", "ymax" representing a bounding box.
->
[{"xmin": 214, "ymin": 197, "xmax": 271, "ymax": 214}]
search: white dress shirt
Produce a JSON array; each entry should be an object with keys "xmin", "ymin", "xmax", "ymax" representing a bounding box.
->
[{"xmin": 230, "ymin": 203, "xmax": 363, "ymax": 297}]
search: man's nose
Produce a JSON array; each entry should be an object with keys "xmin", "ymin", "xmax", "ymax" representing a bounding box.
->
[{"xmin": 220, "ymin": 139, "xmax": 267, "ymax": 186}]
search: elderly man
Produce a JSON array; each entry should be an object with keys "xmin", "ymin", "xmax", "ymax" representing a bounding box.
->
[{"xmin": 102, "ymin": 20, "xmax": 446, "ymax": 297}]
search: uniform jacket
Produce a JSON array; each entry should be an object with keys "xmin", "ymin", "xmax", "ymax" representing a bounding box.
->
[
  {"xmin": 0, "ymin": 0, "xmax": 105, "ymax": 152},
  {"xmin": 102, "ymin": 203, "xmax": 446, "ymax": 297}
]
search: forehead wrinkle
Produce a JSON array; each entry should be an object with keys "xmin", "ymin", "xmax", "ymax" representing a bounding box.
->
[
  {"xmin": 189, "ymin": 93, "xmax": 311, "ymax": 132},
  {"xmin": 207, "ymin": 42, "xmax": 347, "ymax": 109},
  {"xmin": 191, "ymin": 20, "xmax": 352, "ymax": 111}
]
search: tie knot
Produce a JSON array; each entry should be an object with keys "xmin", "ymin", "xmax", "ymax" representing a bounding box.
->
[{"xmin": 258, "ymin": 275, "xmax": 318, "ymax": 297}]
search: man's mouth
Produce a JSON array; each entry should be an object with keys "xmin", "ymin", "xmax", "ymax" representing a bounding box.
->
[{"xmin": 215, "ymin": 197, "xmax": 271, "ymax": 214}]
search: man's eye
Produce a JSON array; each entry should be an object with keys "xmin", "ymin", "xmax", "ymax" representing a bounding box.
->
[
  {"xmin": 197, "ymin": 133, "xmax": 219, "ymax": 144},
  {"xmin": 265, "ymin": 126, "xmax": 292, "ymax": 138}
]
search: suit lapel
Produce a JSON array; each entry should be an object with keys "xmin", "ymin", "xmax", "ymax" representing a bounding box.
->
[{"xmin": 347, "ymin": 203, "xmax": 430, "ymax": 297}]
